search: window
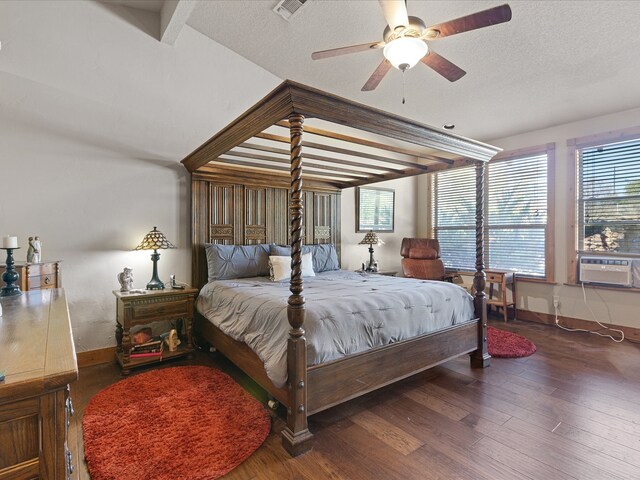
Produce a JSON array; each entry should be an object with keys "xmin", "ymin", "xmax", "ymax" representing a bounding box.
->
[
  {"xmin": 356, "ymin": 187, "xmax": 395, "ymax": 232},
  {"xmin": 432, "ymin": 145, "xmax": 553, "ymax": 279},
  {"xmin": 577, "ymin": 138, "xmax": 640, "ymax": 254}
]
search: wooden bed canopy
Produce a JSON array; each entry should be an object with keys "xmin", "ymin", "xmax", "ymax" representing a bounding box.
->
[{"xmin": 181, "ymin": 80, "xmax": 501, "ymax": 456}]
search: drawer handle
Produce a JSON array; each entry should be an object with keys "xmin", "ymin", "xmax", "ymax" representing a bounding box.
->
[
  {"xmin": 67, "ymin": 449, "xmax": 74, "ymax": 474},
  {"xmin": 44, "ymin": 276, "xmax": 51, "ymax": 285}
]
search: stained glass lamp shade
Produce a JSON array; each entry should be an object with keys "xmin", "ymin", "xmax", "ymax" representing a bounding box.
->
[
  {"xmin": 359, "ymin": 231, "xmax": 384, "ymax": 271},
  {"xmin": 135, "ymin": 227, "xmax": 175, "ymax": 290}
]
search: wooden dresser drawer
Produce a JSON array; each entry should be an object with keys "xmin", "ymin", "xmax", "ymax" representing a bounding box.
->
[
  {"xmin": 27, "ymin": 263, "xmax": 57, "ymax": 277},
  {"xmin": 131, "ymin": 299, "xmax": 190, "ymax": 321},
  {"xmin": 0, "ymin": 397, "xmax": 40, "ymax": 473},
  {"xmin": 0, "ymin": 261, "xmax": 61, "ymax": 292},
  {"xmin": 28, "ymin": 273, "xmax": 57, "ymax": 290}
]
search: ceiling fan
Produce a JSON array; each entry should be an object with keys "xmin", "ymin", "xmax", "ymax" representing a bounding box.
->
[{"xmin": 311, "ymin": 1, "xmax": 512, "ymax": 91}]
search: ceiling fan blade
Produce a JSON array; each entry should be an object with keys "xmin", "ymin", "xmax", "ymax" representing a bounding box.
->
[
  {"xmin": 379, "ymin": 0, "xmax": 410, "ymax": 32},
  {"xmin": 421, "ymin": 51, "xmax": 466, "ymax": 82},
  {"xmin": 312, "ymin": 41, "xmax": 384, "ymax": 60},
  {"xmin": 424, "ymin": 4, "xmax": 512, "ymax": 39},
  {"xmin": 361, "ymin": 59, "xmax": 392, "ymax": 91}
]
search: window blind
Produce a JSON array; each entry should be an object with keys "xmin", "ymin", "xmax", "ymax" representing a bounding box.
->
[
  {"xmin": 433, "ymin": 153, "xmax": 548, "ymax": 277},
  {"xmin": 578, "ymin": 138, "xmax": 640, "ymax": 254}
]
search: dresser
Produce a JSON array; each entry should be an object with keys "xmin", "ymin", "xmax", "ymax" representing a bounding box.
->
[
  {"xmin": 0, "ymin": 261, "xmax": 62, "ymax": 291},
  {"xmin": 0, "ymin": 289, "xmax": 78, "ymax": 479}
]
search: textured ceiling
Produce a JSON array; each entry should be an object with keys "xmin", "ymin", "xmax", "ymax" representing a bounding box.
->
[{"xmin": 186, "ymin": 0, "xmax": 640, "ymax": 141}]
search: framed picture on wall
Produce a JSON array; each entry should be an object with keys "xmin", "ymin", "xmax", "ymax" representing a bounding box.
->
[{"xmin": 356, "ymin": 186, "xmax": 395, "ymax": 233}]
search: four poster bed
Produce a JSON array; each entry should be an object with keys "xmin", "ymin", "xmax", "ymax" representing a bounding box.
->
[{"xmin": 181, "ymin": 80, "xmax": 501, "ymax": 456}]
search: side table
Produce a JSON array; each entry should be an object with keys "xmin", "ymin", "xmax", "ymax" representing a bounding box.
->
[
  {"xmin": 355, "ymin": 270, "xmax": 398, "ymax": 276},
  {"xmin": 113, "ymin": 287, "xmax": 198, "ymax": 375},
  {"xmin": 485, "ymin": 269, "xmax": 517, "ymax": 322}
]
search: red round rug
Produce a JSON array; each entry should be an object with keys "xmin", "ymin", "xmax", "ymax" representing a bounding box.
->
[
  {"xmin": 82, "ymin": 366, "xmax": 271, "ymax": 480},
  {"xmin": 487, "ymin": 326, "xmax": 537, "ymax": 358}
]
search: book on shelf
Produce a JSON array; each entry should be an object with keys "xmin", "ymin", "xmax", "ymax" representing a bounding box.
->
[
  {"xmin": 130, "ymin": 342, "xmax": 163, "ymax": 359},
  {"xmin": 134, "ymin": 337, "xmax": 163, "ymax": 348},
  {"xmin": 131, "ymin": 344, "xmax": 162, "ymax": 354},
  {"xmin": 130, "ymin": 350, "xmax": 163, "ymax": 359}
]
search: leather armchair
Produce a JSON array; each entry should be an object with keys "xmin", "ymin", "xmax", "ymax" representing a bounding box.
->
[{"xmin": 400, "ymin": 238, "xmax": 445, "ymax": 281}]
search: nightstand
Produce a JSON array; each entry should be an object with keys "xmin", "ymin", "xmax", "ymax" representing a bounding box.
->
[
  {"xmin": 356, "ymin": 270, "xmax": 398, "ymax": 277},
  {"xmin": 113, "ymin": 287, "xmax": 198, "ymax": 375},
  {"xmin": 485, "ymin": 269, "xmax": 517, "ymax": 322}
]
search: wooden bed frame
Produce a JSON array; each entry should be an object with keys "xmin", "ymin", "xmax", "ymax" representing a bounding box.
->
[{"xmin": 181, "ymin": 80, "xmax": 501, "ymax": 456}]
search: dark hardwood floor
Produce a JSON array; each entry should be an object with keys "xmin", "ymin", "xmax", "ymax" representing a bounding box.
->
[{"xmin": 72, "ymin": 318, "xmax": 640, "ymax": 479}]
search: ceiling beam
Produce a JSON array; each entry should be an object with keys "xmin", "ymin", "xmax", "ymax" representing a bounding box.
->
[
  {"xmin": 237, "ymin": 143, "xmax": 397, "ymax": 176},
  {"xmin": 215, "ymin": 157, "xmax": 359, "ymax": 181},
  {"xmin": 225, "ymin": 150, "xmax": 372, "ymax": 177},
  {"xmin": 194, "ymin": 165, "xmax": 345, "ymax": 191},
  {"xmin": 256, "ymin": 132, "xmax": 435, "ymax": 173},
  {"xmin": 275, "ymin": 121, "xmax": 454, "ymax": 166},
  {"xmin": 347, "ymin": 157, "xmax": 472, "ymax": 188},
  {"xmin": 160, "ymin": 0, "xmax": 197, "ymax": 45}
]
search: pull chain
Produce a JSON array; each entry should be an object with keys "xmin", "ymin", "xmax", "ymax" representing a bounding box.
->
[{"xmin": 402, "ymin": 68, "xmax": 406, "ymax": 104}]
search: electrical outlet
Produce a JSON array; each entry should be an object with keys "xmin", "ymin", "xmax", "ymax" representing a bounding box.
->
[{"xmin": 553, "ymin": 295, "xmax": 560, "ymax": 308}]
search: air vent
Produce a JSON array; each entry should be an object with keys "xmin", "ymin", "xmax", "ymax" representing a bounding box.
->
[{"xmin": 273, "ymin": 0, "xmax": 308, "ymax": 21}]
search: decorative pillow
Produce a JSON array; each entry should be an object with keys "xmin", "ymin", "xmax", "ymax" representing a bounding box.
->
[
  {"xmin": 204, "ymin": 243, "xmax": 271, "ymax": 281},
  {"xmin": 269, "ymin": 244, "xmax": 340, "ymax": 273},
  {"xmin": 269, "ymin": 253, "xmax": 315, "ymax": 281}
]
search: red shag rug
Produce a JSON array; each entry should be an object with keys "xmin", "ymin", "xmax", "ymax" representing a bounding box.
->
[
  {"xmin": 487, "ymin": 326, "xmax": 537, "ymax": 358},
  {"xmin": 82, "ymin": 366, "xmax": 271, "ymax": 480}
]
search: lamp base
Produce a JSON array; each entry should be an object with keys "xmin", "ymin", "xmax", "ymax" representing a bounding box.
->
[
  {"xmin": 146, "ymin": 250, "xmax": 164, "ymax": 290},
  {"xmin": 146, "ymin": 279, "xmax": 165, "ymax": 290}
]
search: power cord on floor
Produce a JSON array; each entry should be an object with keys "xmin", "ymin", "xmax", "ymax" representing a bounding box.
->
[{"xmin": 554, "ymin": 283, "xmax": 624, "ymax": 343}]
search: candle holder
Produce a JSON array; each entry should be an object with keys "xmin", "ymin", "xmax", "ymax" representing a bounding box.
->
[{"xmin": 1, "ymin": 247, "xmax": 22, "ymax": 297}]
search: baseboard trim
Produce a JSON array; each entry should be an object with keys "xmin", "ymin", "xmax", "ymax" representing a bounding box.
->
[
  {"xmin": 77, "ymin": 346, "xmax": 117, "ymax": 368},
  {"xmin": 516, "ymin": 309, "xmax": 640, "ymax": 342}
]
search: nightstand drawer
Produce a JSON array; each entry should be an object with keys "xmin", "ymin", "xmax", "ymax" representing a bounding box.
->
[
  {"xmin": 28, "ymin": 274, "xmax": 57, "ymax": 289},
  {"xmin": 131, "ymin": 300, "xmax": 190, "ymax": 321},
  {"xmin": 486, "ymin": 272, "xmax": 504, "ymax": 283}
]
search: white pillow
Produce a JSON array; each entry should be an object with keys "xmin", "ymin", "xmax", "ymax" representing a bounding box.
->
[{"xmin": 269, "ymin": 253, "xmax": 315, "ymax": 281}]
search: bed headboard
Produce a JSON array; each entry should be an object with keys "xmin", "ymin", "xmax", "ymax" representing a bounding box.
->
[{"xmin": 191, "ymin": 176, "xmax": 341, "ymax": 289}]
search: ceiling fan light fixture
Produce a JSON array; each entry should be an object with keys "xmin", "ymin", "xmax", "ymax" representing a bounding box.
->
[{"xmin": 383, "ymin": 36, "xmax": 428, "ymax": 71}]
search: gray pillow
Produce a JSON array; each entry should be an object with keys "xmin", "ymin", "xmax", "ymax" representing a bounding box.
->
[
  {"xmin": 269, "ymin": 244, "xmax": 340, "ymax": 273},
  {"xmin": 205, "ymin": 244, "xmax": 271, "ymax": 281}
]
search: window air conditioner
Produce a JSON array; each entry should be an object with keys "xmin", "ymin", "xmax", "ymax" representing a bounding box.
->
[{"xmin": 579, "ymin": 256, "xmax": 633, "ymax": 287}]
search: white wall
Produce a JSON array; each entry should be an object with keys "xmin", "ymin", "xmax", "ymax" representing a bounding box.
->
[
  {"xmin": 341, "ymin": 177, "xmax": 417, "ymax": 273},
  {"xmin": 418, "ymin": 106, "xmax": 640, "ymax": 329},
  {"xmin": 0, "ymin": 0, "xmax": 281, "ymax": 351}
]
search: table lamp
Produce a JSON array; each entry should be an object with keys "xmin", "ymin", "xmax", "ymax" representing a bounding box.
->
[
  {"xmin": 135, "ymin": 227, "xmax": 175, "ymax": 290},
  {"xmin": 359, "ymin": 230, "xmax": 384, "ymax": 272}
]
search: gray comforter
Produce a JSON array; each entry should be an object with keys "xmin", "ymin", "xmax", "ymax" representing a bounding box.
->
[{"xmin": 197, "ymin": 270, "xmax": 475, "ymax": 388}]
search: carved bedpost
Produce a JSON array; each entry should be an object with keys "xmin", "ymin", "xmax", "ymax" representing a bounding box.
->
[
  {"xmin": 282, "ymin": 113, "xmax": 314, "ymax": 456},
  {"xmin": 470, "ymin": 161, "xmax": 491, "ymax": 368}
]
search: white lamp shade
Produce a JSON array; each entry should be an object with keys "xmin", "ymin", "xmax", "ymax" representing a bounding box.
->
[{"xmin": 383, "ymin": 37, "xmax": 429, "ymax": 70}]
